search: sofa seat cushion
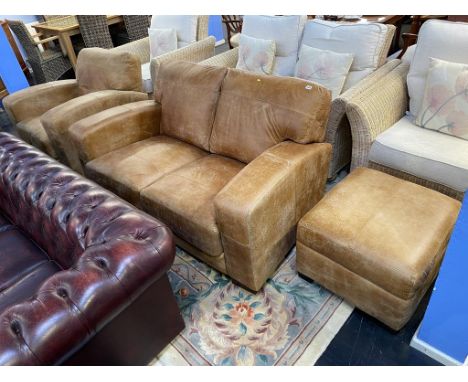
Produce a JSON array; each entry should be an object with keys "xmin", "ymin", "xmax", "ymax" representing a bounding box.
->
[
  {"xmin": 85, "ymin": 135, "xmax": 207, "ymax": 205},
  {"xmin": 16, "ymin": 117, "xmax": 56, "ymax": 158},
  {"xmin": 140, "ymin": 155, "xmax": 245, "ymax": 256},
  {"xmin": 369, "ymin": 116, "xmax": 468, "ymax": 193},
  {"xmin": 0, "ymin": 213, "xmax": 11, "ymax": 231},
  {"xmin": 297, "ymin": 167, "xmax": 460, "ymax": 301},
  {"xmin": 0, "ymin": 259, "xmax": 60, "ymax": 313},
  {"xmin": 141, "ymin": 62, "xmax": 153, "ymax": 93},
  {"xmin": 0, "ymin": 228, "xmax": 61, "ymax": 311}
]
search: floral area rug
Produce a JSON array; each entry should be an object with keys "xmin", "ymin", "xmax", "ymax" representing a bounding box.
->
[{"xmin": 151, "ymin": 246, "xmax": 353, "ymax": 366}]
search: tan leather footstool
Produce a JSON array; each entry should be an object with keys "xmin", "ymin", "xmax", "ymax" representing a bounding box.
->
[{"xmin": 296, "ymin": 168, "xmax": 461, "ymax": 330}]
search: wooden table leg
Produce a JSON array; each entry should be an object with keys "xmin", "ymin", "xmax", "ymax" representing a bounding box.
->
[{"xmin": 59, "ymin": 31, "xmax": 77, "ymax": 69}]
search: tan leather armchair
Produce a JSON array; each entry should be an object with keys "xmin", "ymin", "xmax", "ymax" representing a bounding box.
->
[
  {"xmin": 3, "ymin": 47, "xmax": 148, "ymax": 173},
  {"xmin": 69, "ymin": 61, "xmax": 332, "ymax": 291}
]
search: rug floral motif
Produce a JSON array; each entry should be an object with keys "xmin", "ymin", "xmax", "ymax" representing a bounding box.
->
[{"xmin": 166, "ymin": 247, "xmax": 346, "ymax": 366}]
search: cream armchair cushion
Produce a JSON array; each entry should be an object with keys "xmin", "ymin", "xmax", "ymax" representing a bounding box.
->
[
  {"xmin": 301, "ymin": 19, "xmax": 391, "ymax": 91},
  {"xmin": 369, "ymin": 115, "xmax": 468, "ymax": 193},
  {"xmin": 415, "ymin": 58, "xmax": 468, "ymax": 140},
  {"xmin": 295, "ymin": 45, "xmax": 354, "ymax": 99},
  {"xmin": 241, "ymin": 15, "xmax": 307, "ymax": 76},
  {"xmin": 150, "ymin": 15, "xmax": 198, "ymax": 48},
  {"xmin": 236, "ymin": 34, "xmax": 276, "ymax": 75},
  {"xmin": 407, "ymin": 20, "xmax": 468, "ymax": 118}
]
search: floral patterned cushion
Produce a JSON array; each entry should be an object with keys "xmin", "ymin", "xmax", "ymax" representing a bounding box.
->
[
  {"xmin": 236, "ymin": 34, "xmax": 276, "ymax": 75},
  {"xmin": 148, "ymin": 28, "xmax": 177, "ymax": 59},
  {"xmin": 294, "ymin": 45, "xmax": 354, "ymax": 99},
  {"xmin": 416, "ymin": 58, "xmax": 468, "ymax": 140}
]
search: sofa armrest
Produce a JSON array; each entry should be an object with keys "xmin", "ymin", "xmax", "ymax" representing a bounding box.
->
[
  {"xmin": 41, "ymin": 90, "xmax": 148, "ymax": 173},
  {"xmin": 150, "ymin": 36, "xmax": 216, "ymax": 89},
  {"xmin": 111, "ymin": 37, "xmax": 151, "ymax": 65},
  {"xmin": 2, "ymin": 80, "xmax": 80, "ymax": 125},
  {"xmin": 214, "ymin": 141, "xmax": 332, "ymax": 290},
  {"xmin": 70, "ymin": 100, "xmax": 161, "ymax": 166},
  {"xmin": 0, "ymin": 133, "xmax": 174, "ymax": 365},
  {"xmin": 200, "ymin": 47, "xmax": 239, "ymax": 68},
  {"xmin": 346, "ymin": 62, "xmax": 409, "ymax": 170}
]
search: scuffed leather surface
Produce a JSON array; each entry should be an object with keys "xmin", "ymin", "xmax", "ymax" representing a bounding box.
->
[
  {"xmin": 297, "ymin": 167, "xmax": 460, "ymax": 300},
  {"xmin": 141, "ymin": 155, "xmax": 245, "ymax": 256},
  {"xmin": 2, "ymin": 80, "xmax": 80, "ymax": 126},
  {"xmin": 75, "ymin": 62, "xmax": 333, "ymax": 291},
  {"xmin": 155, "ymin": 61, "xmax": 227, "ymax": 151},
  {"xmin": 210, "ymin": 68, "xmax": 332, "ymax": 163},
  {"xmin": 70, "ymin": 101, "xmax": 160, "ymax": 165},
  {"xmin": 76, "ymin": 47, "xmax": 143, "ymax": 94},
  {"xmin": 296, "ymin": 242, "xmax": 432, "ymax": 331},
  {"xmin": 214, "ymin": 141, "xmax": 332, "ymax": 290},
  {"xmin": 0, "ymin": 133, "xmax": 175, "ymax": 365},
  {"xmin": 41, "ymin": 90, "xmax": 147, "ymax": 173},
  {"xmin": 85, "ymin": 135, "xmax": 207, "ymax": 206},
  {"xmin": 16, "ymin": 117, "xmax": 57, "ymax": 158}
]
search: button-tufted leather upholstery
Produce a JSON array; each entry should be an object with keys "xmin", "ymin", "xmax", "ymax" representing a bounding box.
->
[{"xmin": 0, "ymin": 133, "xmax": 183, "ymax": 365}]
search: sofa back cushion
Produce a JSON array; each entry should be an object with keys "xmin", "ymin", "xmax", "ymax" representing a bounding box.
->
[
  {"xmin": 407, "ymin": 20, "xmax": 468, "ymax": 118},
  {"xmin": 76, "ymin": 48, "xmax": 143, "ymax": 94},
  {"xmin": 241, "ymin": 15, "xmax": 307, "ymax": 76},
  {"xmin": 301, "ymin": 20, "xmax": 393, "ymax": 92},
  {"xmin": 154, "ymin": 61, "xmax": 228, "ymax": 151},
  {"xmin": 209, "ymin": 68, "xmax": 331, "ymax": 163},
  {"xmin": 150, "ymin": 15, "xmax": 198, "ymax": 48}
]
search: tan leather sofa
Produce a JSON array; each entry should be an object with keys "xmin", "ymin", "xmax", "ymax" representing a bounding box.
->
[
  {"xmin": 69, "ymin": 61, "xmax": 332, "ymax": 291},
  {"xmin": 3, "ymin": 48, "xmax": 148, "ymax": 174}
]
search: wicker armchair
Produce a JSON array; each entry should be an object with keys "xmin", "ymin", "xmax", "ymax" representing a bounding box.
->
[
  {"xmin": 112, "ymin": 16, "xmax": 214, "ymax": 93},
  {"xmin": 123, "ymin": 15, "xmax": 150, "ymax": 41},
  {"xmin": 7, "ymin": 19, "xmax": 72, "ymax": 84},
  {"xmin": 76, "ymin": 15, "xmax": 114, "ymax": 49},
  {"xmin": 201, "ymin": 20, "xmax": 396, "ymax": 179},
  {"xmin": 346, "ymin": 20, "xmax": 468, "ymax": 201}
]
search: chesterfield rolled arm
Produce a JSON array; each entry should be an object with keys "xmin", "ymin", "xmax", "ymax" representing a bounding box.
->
[
  {"xmin": 0, "ymin": 133, "xmax": 182, "ymax": 365},
  {"xmin": 41, "ymin": 90, "xmax": 148, "ymax": 173},
  {"xmin": 69, "ymin": 100, "xmax": 161, "ymax": 166},
  {"xmin": 214, "ymin": 141, "xmax": 332, "ymax": 291},
  {"xmin": 2, "ymin": 80, "xmax": 80, "ymax": 125}
]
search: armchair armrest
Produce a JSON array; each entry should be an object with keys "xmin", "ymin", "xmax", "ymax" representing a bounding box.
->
[
  {"xmin": 326, "ymin": 59, "xmax": 402, "ymax": 145},
  {"xmin": 111, "ymin": 37, "xmax": 150, "ymax": 65},
  {"xmin": 41, "ymin": 90, "xmax": 148, "ymax": 173},
  {"xmin": 214, "ymin": 141, "xmax": 332, "ymax": 291},
  {"xmin": 346, "ymin": 62, "xmax": 410, "ymax": 170},
  {"xmin": 69, "ymin": 100, "xmax": 161, "ymax": 166},
  {"xmin": 325, "ymin": 59, "xmax": 402, "ymax": 179},
  {"xmin": 150, "ymin": 36, "xmax": 216, "ymax": 89},
  {"xmin": 200, "ymin": 47, "xmax": 238, "ymax": 68},
  {"xmin": 2, "ymin": 80, "xmax": 80, "ymax": 125}
]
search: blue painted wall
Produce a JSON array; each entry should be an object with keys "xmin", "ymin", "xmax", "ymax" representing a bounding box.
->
[
  {"xmin": 0, "ymin": 23, "xmax": 29, "ymax": 96},
  {"xmin": 416, "ymin": 196, "xmax": 468, "ymax": 363},
  {"xmin": 208, "ymin": 15, "xmax": 224, "ymax": 43}
]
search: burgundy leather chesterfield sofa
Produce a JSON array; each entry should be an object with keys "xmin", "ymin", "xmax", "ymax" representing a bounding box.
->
[{"xmin": 0, "ymin": 133, "xmax": 184, "ymax": 365}]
